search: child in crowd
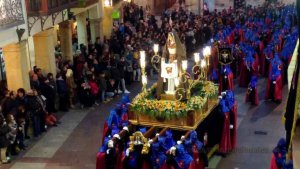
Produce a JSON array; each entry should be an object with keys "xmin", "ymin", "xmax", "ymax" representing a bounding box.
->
[
  {"xmin": 0, "ymin": 114, "xmax": 10, "ymax": 164},
  {"xmin": 6, "ymin": 114, "xmax": 18, "ymax": 157},
  {"xmin": 88, "ymin": 74, "xmax": 99, "ymax": 106},
  {"xmin": 98, "ymin": 71, "xmax": 108, "ymax": 103},
  {"xmin": 15, "ymin": 106, "xmax": 26, "ymax": 150}
]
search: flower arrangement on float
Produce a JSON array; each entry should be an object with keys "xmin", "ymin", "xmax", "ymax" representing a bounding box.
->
[{"xmin": 131, "ymin": 81, "xmax": 218, "ymax": 120}]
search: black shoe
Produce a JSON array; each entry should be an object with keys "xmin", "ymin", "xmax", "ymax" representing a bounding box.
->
[
  {"xmin": 25, "ymin": 135, "xmax": 31, "ymax": 139},
  {"xmin": 53, "ymin": 124, "xmax": 58, "ymax": 127}
]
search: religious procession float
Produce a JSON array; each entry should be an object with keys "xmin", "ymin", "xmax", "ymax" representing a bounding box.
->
[{"xmin": 96, "ymin": 30, "xmax": 237, "ymax": 169}]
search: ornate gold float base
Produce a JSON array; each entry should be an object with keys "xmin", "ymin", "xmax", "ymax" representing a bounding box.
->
[{"xmin": 129, "ymin": 98, "xmax": 218, "ymax": 130}]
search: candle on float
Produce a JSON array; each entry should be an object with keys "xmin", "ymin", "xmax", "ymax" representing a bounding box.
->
[
  {"xmin": 175, "ymin": 78, "xmax": 180, "ymax": 87},
  {"xmin": 182, "ymin": 60, "xmax": 188, "ymax": 71},
  {"xmin": 153, "ymin": 44, "xmax": 159, "ymax": 54},
  {"xmin": 140, "ymin": 51, "xmax": 146, "ymax": 68},
  {"xmin": 194, "ymin": 53, "xmax": 200, "ymax": 64},
  {"xmin": 201, "ymin": 59, "xmax": 206, "ymax": 68},
  {"xmin": 142, "ymin": 75, "xmax": 147, "ymax": 85},
  {"xmin": 206, "ymin": 46, "xmax": 211, "ymax": 56}
]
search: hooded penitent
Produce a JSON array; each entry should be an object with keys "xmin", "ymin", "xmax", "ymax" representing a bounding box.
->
[
  {"xmin": 265, "ymin": 53, "xmax": 283, "ymax": 102},
  {"xmin": 245, "ymin": 76, "xmax": 259, "ymax": 105},
  {"xmin": 219, "ymin": 65, "xmax": 234, "ymax": 93}
]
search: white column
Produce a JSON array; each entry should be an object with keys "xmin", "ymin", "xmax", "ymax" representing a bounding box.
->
[
  {"xmin": 59, "ymin": 20, "xmax": 74, "ymax": 61},
  {"xmin": 27, "ymin": 36, "xmax": 35, "ymax": 69},
  {"xmin": 88, "ymin": 5, "xmax": 102, "ymax": 43},
  {"xmin": 77, "ymin": 12, "xmax": 88, "ymax": 47}
]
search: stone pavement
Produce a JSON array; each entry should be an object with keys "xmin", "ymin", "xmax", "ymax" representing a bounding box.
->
[{"xmin": 0, "ymin": 78, "xmax": 287, "ymax": 169}]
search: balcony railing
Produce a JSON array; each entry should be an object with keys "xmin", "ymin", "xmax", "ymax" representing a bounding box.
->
[
  {"xmin": 26, "ymin": 0, "xmax": 78, "ymax": 16},
  {"xmin": 0, "ymin": 0, "xmax": 25, "ymax": 30}
]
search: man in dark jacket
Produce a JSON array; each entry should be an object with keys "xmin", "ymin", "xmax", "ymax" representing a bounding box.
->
[
  {"xmin": 26, "ymin": 90, "xmax": 43, "ymax": 137},
  {"xmin": 56, "ymin": 73, "xmax": 69, "ymax": 112},
  {"xmin": 117, "ymin": 57, "xmax": 130, "ymax": 94},
  {"xmin": 40, "ymin": 78, "xmax": 56, "ymax": 113},
  {"xmin": 15, "ymin": 88, "xmax": 30, "ymax": 139},
  {"xmin": 110, "ymin": 61, "xmax": 122, "ymax": 94}
]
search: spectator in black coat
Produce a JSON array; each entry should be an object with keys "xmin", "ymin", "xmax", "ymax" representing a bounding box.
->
[
  {"xmin": 26, "ymin": 90, "xmax": 44, "ymax": 137},
  {"xmin": 110, "ymin": 62, "xmax": 121, "ymax": 94},
  {"xmin": 15, "ymin": 105, "xmax": 26, "ymax": 149},
  {"xmin": 56, "ymin": 73, "xmax": 69, "ymax": 112},
  {"xmin": 117, "ymin": 57, "xmax": 130, "ymax": 94},
  {"xmin": 15, "ymin": 88, "xmax": 30, "ymax": 139},
  {"xmin": 40, "ymin": 78, "xmax": 56, "ymax": 113},
  {"xmin": 1, "ymin": 91, "xmax": 17, "ymax": 117}
]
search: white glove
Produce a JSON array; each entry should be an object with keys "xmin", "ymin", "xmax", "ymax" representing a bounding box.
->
[
  {"xmin": 170, "ymin": 146, "xmax": 176, "ymax": 155},
  {"xmin": 181, "ymin": 136, "xmax": 185, "ymax": 141},
  {"xmin": 225, "ymin": 75, "xmax": 227, "ymax": 79},
  {"xmin": 148, "ymin": 139, "xmax": 153, "ymax": 147},
  {"xmin": 155, "ymin": 133, "xmax": 160, "ymax": 137},
  {"xmin": 123, "ymin": 126, "xmax": 129, "ymax": 132},
  {"xmin": 106, "ymin": 149, "xmax": 110, "ymax": 154},
  {"xmin": 113, "ymin": 134, "xmax": 120, "ymax": 140},
  {"xmin": 148, "ymin": 139, "xmax": 153, "ymax": 144},
  {"xmin": 230, "ymin": 125, "xmax": 234, "ymax": 129},
  {"xmin": 126, "ymin": 148, "xmax": 130, "ymax": 157},
  {"xmin": 108, "ymin": 140, "xmax": 114, "ymax": 148},
  {"xmin": 221, "ymin": 91, "xmax": 227, "ymax": 96},
  {"xmin": 177, "ymin": 140, "xmax": 182, "ymax": 145},
  {"xmin": 273, "ymin": 81, "xmax": 276, "ymax": 84}
]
